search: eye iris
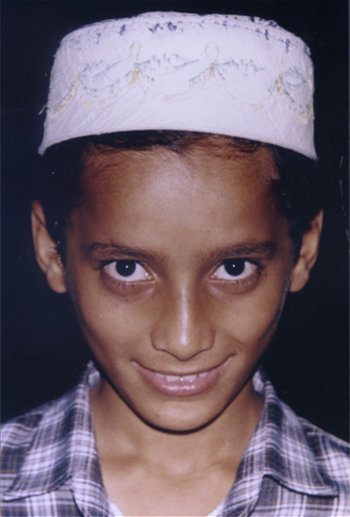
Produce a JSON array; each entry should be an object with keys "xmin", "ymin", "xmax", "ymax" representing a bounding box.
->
[
  {"xmin": 116, "ymin": 260, "xmax": 136, "ymax": 277},
  {"xmin": 224, "ymin": 259, "xmax": 245, "ymax": 276}
]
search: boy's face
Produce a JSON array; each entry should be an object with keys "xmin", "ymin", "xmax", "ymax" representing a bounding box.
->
[{"xmin": 34, "ymin": 143, "xmax": 320, "ymax": 432}]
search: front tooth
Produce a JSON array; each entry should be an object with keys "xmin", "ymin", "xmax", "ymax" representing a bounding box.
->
[
  {"xmin": 185, "ymin": 375, "xmax": 197, "ymax": 382},
  {"xmin": 164, "ymin": 374, "xmax": 199, "ymax": 382},
  {"xmin": 165, "ymin": 374, "xmax": 181, "ymax": 382}
]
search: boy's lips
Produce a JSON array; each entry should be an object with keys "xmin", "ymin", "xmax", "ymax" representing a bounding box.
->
[{"xmin": 134, "ymin": 358, "xmax": 231, "ymax": 397}]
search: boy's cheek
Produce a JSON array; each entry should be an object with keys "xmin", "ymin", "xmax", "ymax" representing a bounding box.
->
[
  {"xmin": 66, "ymin": 280, "xmax": 157, "ymax": 352},
  {"xmin": 211, "ymin": 271, "xmax": 292, "ymax": 355}
]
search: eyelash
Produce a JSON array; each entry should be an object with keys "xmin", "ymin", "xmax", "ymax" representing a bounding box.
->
[
  {"xmin": 210, "ymin": 259, "xmax": 262, "ymax": 289},
  {"xmin": 100, "ymin": 260, "xmax": 152, "ymax": 288},
  {"xmin": 213, "ymin": 259, "xmax": 260, "ymax": 278}
]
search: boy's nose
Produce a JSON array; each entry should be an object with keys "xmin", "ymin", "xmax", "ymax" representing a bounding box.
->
[{"xmin": 151, "ymin": 285, "xmax": 214, "ymax": 361}]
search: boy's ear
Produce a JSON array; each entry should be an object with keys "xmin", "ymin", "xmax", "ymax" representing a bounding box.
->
[
  {"xmin": 31, "ymin": 201, "xmax": 67, "ymax": 293},
  {"xmin": 289, "ymin": 210, "xmax": 323, "ymax": 293}
]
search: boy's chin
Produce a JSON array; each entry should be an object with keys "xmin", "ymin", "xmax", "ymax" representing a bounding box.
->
[
  {"xmin": 137, "ymin": 407, "xmax": 225, "ymax": 435},
  {"xmin": 125, "ymin": 392, "xmax": 235, "ymax": 435}
]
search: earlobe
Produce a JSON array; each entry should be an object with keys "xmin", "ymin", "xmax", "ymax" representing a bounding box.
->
[
  {"xmin": 289, "ymin": 211, "xmax": 323, "ymax": 293},
  {"xmin": 31, "ymin": 201, "xmax": 67, "ymax": 294}
]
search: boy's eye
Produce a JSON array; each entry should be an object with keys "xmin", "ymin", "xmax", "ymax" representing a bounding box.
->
[
  {"xmin": 213, "ymin": 259, "xmax": 257, "ymax": 281},
  {"xmin": 103, "ymin": 260, "xmax": 151, "ymax": 283}
]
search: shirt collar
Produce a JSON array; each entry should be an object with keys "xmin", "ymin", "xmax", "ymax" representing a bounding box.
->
[{"xmin": 252, "ymin": 369, "xmax": 337, "ymax": 496}]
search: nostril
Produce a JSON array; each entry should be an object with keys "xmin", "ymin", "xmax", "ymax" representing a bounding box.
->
[{"xmin": 150, "ymin": 325, "xmax": 215, "ymax": 360}]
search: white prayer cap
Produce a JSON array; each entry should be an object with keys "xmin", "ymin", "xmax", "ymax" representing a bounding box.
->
[{"xmin": 39, "ymin": 12, "xmax": 316, "ymax": 158}]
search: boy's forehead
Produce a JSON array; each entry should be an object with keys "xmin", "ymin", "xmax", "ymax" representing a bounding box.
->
[
  {"xmin": 39, "ymin": 12, "xmax": 316, "ymax": 160},
  {"xmin": 80, "ymin": 140, "xmax": 277, "ymax": 197}
]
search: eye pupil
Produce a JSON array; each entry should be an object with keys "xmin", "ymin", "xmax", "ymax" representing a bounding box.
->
[
  {"xmin": 116, "ymin": 260, "xmax": 136, "ymax": 277},
  {"xmin": 224, "ymin": 259, "xmax": 245, "ymax": 276}
]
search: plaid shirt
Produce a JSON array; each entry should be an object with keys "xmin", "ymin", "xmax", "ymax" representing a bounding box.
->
[{"xmin": 1, "ymin": 362, "xmax": 349, "ymax": 516}]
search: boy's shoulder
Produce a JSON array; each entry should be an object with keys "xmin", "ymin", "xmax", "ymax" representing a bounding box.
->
[
  {"xmin": 293, "ymin": 412, "xmax": 349, "ymax": 485},
  {"xmin": 244, "ymin": 370, "xmax": 350, "ymax": 511},
  {"xmin": 1, "ymin": 364, "xmax": 113, "ymax": 516},
  {"xmin": 1, "ymin": 392, "xmax": 70, "ymax": 448},
  {"xmin": 1, "ymin": 389, "xmax": 76, "ymax": 492},
  {"xmin": 1, "ymin": 362, "xmax": 99, "ymax": 447},
  {"xmin": 1, "ymin": 364, "xmax": 97, "ymax": 497},
  {"xmin": 298, "ymin": 412, "xmax": 349, "ymax": 455}
]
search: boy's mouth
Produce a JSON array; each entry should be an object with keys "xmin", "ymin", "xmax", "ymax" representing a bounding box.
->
[{"xmin": 134, "ymin": 358, "xmax": 231, "ymax": 397}]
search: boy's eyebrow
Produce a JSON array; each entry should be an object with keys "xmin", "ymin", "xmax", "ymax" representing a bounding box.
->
[
  {"xmin": 82, "ymin": 240, "xmax": 276, "ymax": 262},
  {"xmin": 207, "ymin": 240, "xmax": 277, "ymax": 260},
  {"xmin": 81, "ymin": 242, "xmax": 165, "ymax": 262}
]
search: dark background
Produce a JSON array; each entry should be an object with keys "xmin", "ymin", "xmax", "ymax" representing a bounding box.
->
[{"xmin": 2, "ymin": 0, "xmax": 348, "ymax": 440}]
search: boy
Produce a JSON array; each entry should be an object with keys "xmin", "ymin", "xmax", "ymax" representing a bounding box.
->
[{"xmin": 1, "ymin": 11, "xmax": 349, "ymax": 517}]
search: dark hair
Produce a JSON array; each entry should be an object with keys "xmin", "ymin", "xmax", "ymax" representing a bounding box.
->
[{"xmin": 37, "ymin": 130, "xmax": 323, "ymax": 257}]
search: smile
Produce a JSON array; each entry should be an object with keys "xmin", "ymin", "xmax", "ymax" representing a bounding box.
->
[{"xmin": 135, "ymin": 359, "xmax": 231, "ymax": 397}]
